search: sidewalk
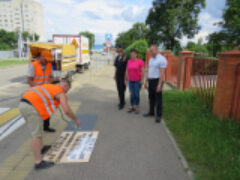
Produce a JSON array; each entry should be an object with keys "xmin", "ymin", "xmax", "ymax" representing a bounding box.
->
[{"xmin": 9, "ymin": 64, "xmax": 189, "ymax": 180}]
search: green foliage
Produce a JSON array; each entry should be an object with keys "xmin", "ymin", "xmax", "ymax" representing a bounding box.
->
[
  {"xmin": 0, "ymin": 29, "xmax": 18, "ymax": 50},
  {"xmin": 22, "ymin": 31, "xmax": 40, "ymax": 41},
  {"xmin": 124, "ymin": 39, "xmax": 148, "ymax": 60},
  {"xmin": 0, "ymin": 59, "xmax": 28, "ymax": 68},
  {"xmin": 115, "ymin": 22, "xmax": 149, "ymax": 49},
  {"xmin": 185, "ymin": 38, "xmax": 208, "ymax": 57},
  {"xmin": 222, "ymin": 0, "xmax": 240, "ymax": 44},
  {"xmin": 146, "ymin": 0, "xmax": 205, "ymax": 50},
  {"xmin": 163, "ymin": 90, "xmax": 240, "ymax": 180},
  {"xmin": 207, "ymin": 32, "xmax": 234, "ymax": 57},
  {"xmin": 79, "ymin": 31, "xmax": 95, "ymax": 50},
  {"xmin": 0, "ymin": 29, "xmax": 40, "ymax": 50},
  {"xmin": 206, "ymin": 0, "xmax": 240, "ymax": 56}
]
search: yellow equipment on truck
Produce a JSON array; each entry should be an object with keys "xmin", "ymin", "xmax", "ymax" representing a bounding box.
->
[
  {"xmin": 28, "ymin": 43, "xmax": 77, "ymax": 80},
  {"xmin": 52, "ymin": 34, "xmax": 91, "ymax": 72}
]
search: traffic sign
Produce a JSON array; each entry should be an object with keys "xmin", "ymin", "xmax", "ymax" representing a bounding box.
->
[
  {"xmin": 105, "ymin": 33, "xmax": 112, "ymax": 41},
  {"xmin": 105, "ymin": 41, "xmax": 112, "ymax": 48}
]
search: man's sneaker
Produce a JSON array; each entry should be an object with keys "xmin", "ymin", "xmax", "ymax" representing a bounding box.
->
[
  {"xmin": 34, "ymin": 161, "xmax": 54, "ymax": 170},
  {"xmin": 44, "ymin": 127, "xmax": 56, "ymax": 133}
]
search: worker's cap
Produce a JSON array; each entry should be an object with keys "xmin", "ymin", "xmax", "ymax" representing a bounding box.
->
[{"xmin": 41, "ymin": 50, "xmax": 52, "ymax": 62}]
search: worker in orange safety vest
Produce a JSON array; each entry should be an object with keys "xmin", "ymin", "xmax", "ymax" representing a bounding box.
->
[
  {"xmin": 27, "ymin": 50, "xmax": 55, "ymax": 133},
  {"xmin": 19, "ymin": 79, "xmax": 80, "ymax": 170}
]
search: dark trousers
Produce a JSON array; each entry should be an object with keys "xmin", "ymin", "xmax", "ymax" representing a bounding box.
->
[
  {"xmin": 148, "ymin": 79, "xmax": 162, "ymax": 118},
  {"xmin": 44, "ymin": 118, "xmax": 50, "ymax": 130},
  {"xmin": 116, "ymin": 77, "xmax": 126, "ymax": 105}
]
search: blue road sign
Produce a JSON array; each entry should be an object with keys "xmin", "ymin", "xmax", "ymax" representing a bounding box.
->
[{"xmin": 105, "ymin": 33, "xmax": 113, "ymax": 41}]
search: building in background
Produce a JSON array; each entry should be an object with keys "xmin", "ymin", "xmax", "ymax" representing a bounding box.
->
[{"xmin": 0, "ymin": 0, "xmax": 44, "ymax": 41}]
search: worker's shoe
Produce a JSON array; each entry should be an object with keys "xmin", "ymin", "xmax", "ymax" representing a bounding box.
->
[
  {"xmin": 34, "ymin": 160, "xmax": 54, "ymax": 170},
  {"xmin": 44, "ymin": 127, "xmax": 56, "ymax": 133}
]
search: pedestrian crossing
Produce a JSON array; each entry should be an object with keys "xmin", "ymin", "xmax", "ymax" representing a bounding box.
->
[{"xmin": 0, "ymin": 107, "xmax": 25, "ymax": 141}]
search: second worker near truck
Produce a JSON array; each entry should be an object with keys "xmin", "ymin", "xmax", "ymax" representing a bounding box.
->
[{"xmin": 27, "ymin": 50, "xmax": 55, "ymax": 132}]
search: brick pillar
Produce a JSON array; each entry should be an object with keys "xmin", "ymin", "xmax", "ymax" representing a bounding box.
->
[
  {"xmin": 177, "ymin": 51, "xmax": 194, "ymax": 90},
  {"xmin": 213, "ymin": 49, "xmax": 240, "ymax": 120},
  {"xmin": 160, "ymin": 51, "xmax": 172, "ymax": 81},
  {"xmin": 145, "ymin": 50, "xmax": 151, "ymax": 68},
  {"xmin": 184, "ymin": 57, "xmax": 193, "ymax": 89}
]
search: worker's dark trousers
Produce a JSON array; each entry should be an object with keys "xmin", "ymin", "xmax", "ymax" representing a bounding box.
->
[
  {"xmin": 44, "ymin": 118, "xmax": 50, "ymax": 130},
  {"xmin": 116, "ymin": 77, "xmax": 126, "ymax": 106},
  {"xmin": 148, "ymin": 79, "xmax": 162, "ymax": 118}
]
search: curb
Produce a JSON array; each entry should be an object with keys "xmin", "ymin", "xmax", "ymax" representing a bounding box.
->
[{"xmin": 162, "ymin": 119, "xmax": 194, "ymax": 180}]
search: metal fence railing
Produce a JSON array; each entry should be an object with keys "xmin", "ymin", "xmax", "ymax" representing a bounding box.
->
[{"xmin": 191, "ymin": 58, "xmax": 219, "ymax": 108}]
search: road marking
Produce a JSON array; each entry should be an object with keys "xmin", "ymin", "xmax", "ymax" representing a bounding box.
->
[
  {"xmin": 0, "ymin": 108, "xmax": 20, "ymax": 126},
  {"xmin": 0, "ymin": 108, "xmax": 10, "ymax": 114},
  {"xmin": 0, "ymin": 115, "xmax": 25, "ymax": 141},
  {"xmin": 0, "ymin": 102, "xmax": 81, "ymax": 180}
]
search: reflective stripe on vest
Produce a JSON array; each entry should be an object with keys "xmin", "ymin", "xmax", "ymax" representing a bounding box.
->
[
  {"xmin": 34, "ymin": 75, "xmax": 51, "ymax": 80},
  {"xmin": 32, "ymin": 61, "xmax": 51, "ymax": 86},
  {"xmin": 29, "ymin": 89, "xmax": 53, "ymax": 116},
  {"xmin": 35, "ymin": 86, "xmax": 56, "ymax": 112},
  {"xmin": 23, "ymin": 84, "xmax": 64, "ymax": 120}
]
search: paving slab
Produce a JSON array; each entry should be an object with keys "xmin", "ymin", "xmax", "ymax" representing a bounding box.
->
[{"xmin": 24, "ymin": 64, "xmax": 189, "ymax": 180}]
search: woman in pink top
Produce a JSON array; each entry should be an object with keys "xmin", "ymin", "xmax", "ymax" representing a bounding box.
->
[{"xmin": 125, "ymin": 49, "xmax": 145, "ymax": 114}]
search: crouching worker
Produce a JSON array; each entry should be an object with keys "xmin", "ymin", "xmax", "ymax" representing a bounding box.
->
[{"xmin": 18, "ymin": 79, "xmax": 80, "ymax": 170}]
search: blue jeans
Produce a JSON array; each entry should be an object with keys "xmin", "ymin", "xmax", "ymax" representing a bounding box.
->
[{"xmin": 129, "ymin": 81, "xmax": 141, "ymax": 107}]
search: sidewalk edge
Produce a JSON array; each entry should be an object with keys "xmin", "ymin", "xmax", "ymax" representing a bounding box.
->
[{"xmin": 162, "ymin": 119, "xmax": 194, "ymax": 180}]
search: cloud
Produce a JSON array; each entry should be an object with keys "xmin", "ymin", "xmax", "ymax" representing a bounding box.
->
[
  {"xmin": 181, "ymin": 0, "xmax": 225, "ymax": 46},
  {"xmin": 82, "ymin": 11, "xmax": 102, "ymax": 20},
  {"xmin": 38, "ymin": 0, "xmax": 226, "ymax": 46}
]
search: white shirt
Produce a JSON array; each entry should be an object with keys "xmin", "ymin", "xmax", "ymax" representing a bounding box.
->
[{"xmin": 148, "ymin": 54, "xmax": 167, "ymax": 79}]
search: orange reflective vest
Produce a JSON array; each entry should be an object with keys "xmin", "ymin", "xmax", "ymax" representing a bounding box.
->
[
  {"xmin": 23, "ymin": 84, "xmax": 64, "ymax": 120},
  {"xmin": 32, "ymin": 61, "xmax": 52, "ymax": 86}
]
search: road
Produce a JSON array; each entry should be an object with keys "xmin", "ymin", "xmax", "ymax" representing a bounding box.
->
[{"xmin": 0, "ymin": 54, "xmax": 190, "ymax": 180}]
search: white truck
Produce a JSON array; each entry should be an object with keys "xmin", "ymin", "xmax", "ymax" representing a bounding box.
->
[{"xmin": 52, "ymin": 34, "xmax": 91, "ymax": 72}]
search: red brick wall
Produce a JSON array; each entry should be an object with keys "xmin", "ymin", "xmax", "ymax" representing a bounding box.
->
[{"xmin": 213, "ymin": 50, "xmax": 240, "ymax": 120}]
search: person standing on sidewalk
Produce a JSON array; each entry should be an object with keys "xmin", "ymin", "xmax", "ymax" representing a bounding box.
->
[
  {"xmin": 114, "ymin": 46, "xmax": 128, "ymax": 110},
  {"xmin": 144, "ymin": 45, "xmax": 167, "ymax": 123},
  {"xmin": 125, "ymin": 49, "xmax": 145, "ymax": 114},
  {"xmin": 27, "ymin": 50, "xmax": 55, "ymax": 132},
  {"xmin": 19, "ymin": 79, "xmax": 80, "ymax": 170}
]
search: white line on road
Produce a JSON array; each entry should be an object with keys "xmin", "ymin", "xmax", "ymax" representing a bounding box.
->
[
  {"xmin": 0, "ymin": 108, "xmax": 10, "ymax": 114},
  {"xmin": 0, "ymin": 115, "xmax": 25, "ymax": 141}
]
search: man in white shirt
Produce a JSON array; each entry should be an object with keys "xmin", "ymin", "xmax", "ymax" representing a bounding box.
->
[{"xmin": 144, "ymin": 45, "xmax": 167, "ymax": 123}]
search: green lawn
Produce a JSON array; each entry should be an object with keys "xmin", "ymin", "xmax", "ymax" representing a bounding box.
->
[
  {"xmin": 0, "ymin": 59, "xmax": 28, "ymax": 68},
  {"xmin": 163, "ymin": 90, "xmax": 240, "ymax": 180}
]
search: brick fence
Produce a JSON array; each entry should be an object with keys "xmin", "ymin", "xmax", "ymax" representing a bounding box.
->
[
  {"xmin": 213, "ymin": 50, "xmax": 240, "ymax": 120},
  {"xmin": 146, "ymin": 48, "xmax": 240, "ymax": 120}
]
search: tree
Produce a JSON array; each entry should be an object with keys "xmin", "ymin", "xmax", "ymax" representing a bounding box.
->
[
  {"xmin": 115, "ymin": 22, "xmax": 149, "ymax": 49},
  {"xmin": 0, "ymin": 29, "xmax": 18, "ymax": 50},
  {"xmin": 185, "ymin": 38, "xmax": 208, "ymax": 56},
  {"xmin": 206, "ymin": 32, "xmax": 234, "ymax": 57},
  {"xmin": 206, "ymin": 0, "xmax": 240, "ymax": 56},
  {"xmin": 125, "ymin": 39, "xmax": 149, "ymax": 61},
  {"xmin": 146, "ymin": 0, "xmax": 206, "ymax": 50},
  {"xmin": 79, "ymin": 31, "xmax": 95, "ymax": 50},
  {"xmin": 222, "ymin": 0, "xmax": 240, "ymax": 45},
  {"xmin": 0, "ymin": 29, "xmax": 40, "ymax": 50}
]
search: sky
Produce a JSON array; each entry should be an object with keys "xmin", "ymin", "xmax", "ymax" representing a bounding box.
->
[{"xmin": 36, "ymin": 0, "xmax": 226, "ymax": 46}]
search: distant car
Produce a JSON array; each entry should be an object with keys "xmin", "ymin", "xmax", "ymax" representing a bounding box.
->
[{"xmin": 101, "ymin": 51, "xmax": 107, "ymax": 55}]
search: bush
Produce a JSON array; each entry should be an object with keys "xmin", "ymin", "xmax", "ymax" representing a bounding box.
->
[{"xmin": 124, "ymin": 39, "xmax": 148, "ymax": 61}]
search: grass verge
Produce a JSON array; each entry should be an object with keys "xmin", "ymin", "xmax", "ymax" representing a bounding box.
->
[
  {"xmin": 0, "ymin": 59, "xmax": 28, "ymax": 68},
  {"xmin": 163, "ymin": 90, "xmax": 240, "ymax": 180}
]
